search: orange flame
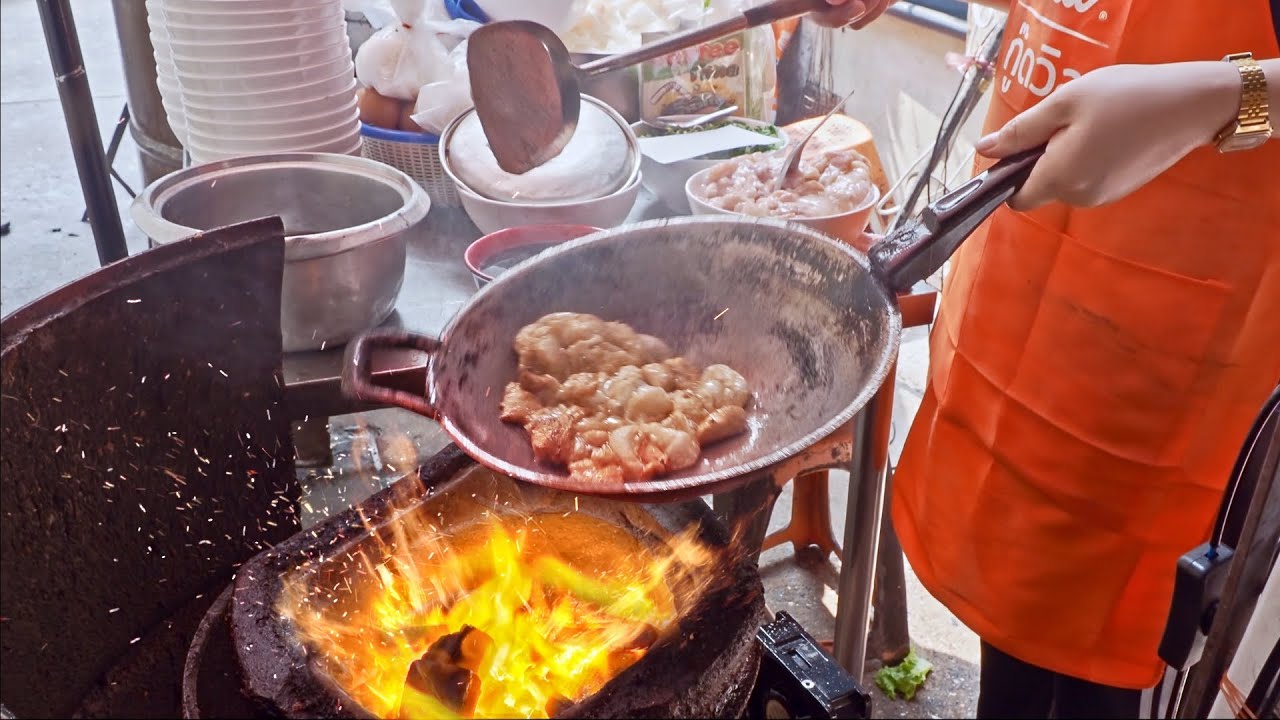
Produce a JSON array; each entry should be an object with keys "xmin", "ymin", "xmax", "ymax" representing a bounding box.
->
[{"xmin": 278, "ymin": 470, "xmax": 718, "ymax": 719}]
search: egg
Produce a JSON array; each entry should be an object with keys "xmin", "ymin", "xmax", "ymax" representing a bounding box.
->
[
  {"xmin": 357, "ymin": 86, "xmax": 403, "ymax": 130},
  {"xmin": 397, "ymin": 102, "xmax": 424, "ymax": 133}
]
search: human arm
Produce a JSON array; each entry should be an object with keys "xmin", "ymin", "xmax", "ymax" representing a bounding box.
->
[{"xmin": 977, "ymin": 58, "xmax": 1279, "ymax": 210}]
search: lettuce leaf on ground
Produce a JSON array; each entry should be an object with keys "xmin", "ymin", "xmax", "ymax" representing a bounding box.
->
[{"xmin": 874, "ymin": 648, "xmax": 934, "ymax": 701}]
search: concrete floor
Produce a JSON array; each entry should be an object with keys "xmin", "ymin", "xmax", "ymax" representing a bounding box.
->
[{"xmin": 0, "ymin": 1, "xmax": 979, "ymax": 716}]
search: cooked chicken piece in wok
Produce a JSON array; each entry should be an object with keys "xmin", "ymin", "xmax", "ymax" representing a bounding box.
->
[{"xmin": 500, "ymin": 313, "xmax": 752, "ymax": 484}]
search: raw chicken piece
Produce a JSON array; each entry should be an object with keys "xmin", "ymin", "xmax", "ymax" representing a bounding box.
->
[
  {"xmin": 502, "ymin": 313, "xmax": 753, "ymax": 484},
  {"xmin": 696, "ymin": 406, "xmax": 749, "ymax": 445}
]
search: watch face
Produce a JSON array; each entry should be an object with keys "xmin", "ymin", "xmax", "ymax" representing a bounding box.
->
[{"xmin": 1220, "ymin": 132, "xmax": 1271, "ymax": 153}]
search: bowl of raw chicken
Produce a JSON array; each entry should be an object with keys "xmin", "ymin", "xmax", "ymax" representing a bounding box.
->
[{"xmin": 685, "ymin": 147, "xmax": 880, "ymax": 245}]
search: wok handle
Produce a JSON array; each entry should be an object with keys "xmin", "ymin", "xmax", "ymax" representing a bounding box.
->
[
  {"xmin": 341, "ymin": 330, "xmax": 441, "ymax": 420},
  {"xmin": 870, "ymin": 145, "xmax": 1045, "ymax": 293}
]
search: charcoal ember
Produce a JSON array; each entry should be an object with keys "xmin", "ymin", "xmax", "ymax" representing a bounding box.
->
[
  {"xmin": 401, "ymin": 625, "xmax": 492, "ymax": 716},
  {"xmin": 624, "ymin": 623, "xmax": 659, "ymax": 652},
  {"xmin": 545, "ymin": 694, "xmax": 573, "ymax": 717}
]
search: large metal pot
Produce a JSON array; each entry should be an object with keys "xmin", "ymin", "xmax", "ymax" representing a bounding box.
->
[{"xmin": 131, "ymin": 153, "xmax": 430, "ymax": 352}]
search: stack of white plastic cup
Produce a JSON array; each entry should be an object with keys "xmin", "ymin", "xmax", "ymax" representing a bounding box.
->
[{"xmin": 147, "ymin": 0, "xmax": 361, "ymax": 164}]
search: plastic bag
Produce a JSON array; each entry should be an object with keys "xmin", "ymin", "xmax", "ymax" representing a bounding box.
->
[
  {"xmin": 345, "ymin": 0, "xmax": 447, "ymax": 28},
  {"xmin": 561, "ymin": 0, "xmax": 697, "ymax": 54},
  {"xmin": 353, "ymin": 0, "xmax": 473, "ymax": 101},
  {"xmin": 343, "ymin": 0, "xmax": 397, "ymax": 29},
  {"xmin": 409, "ymin": 38, "xmax": 473, "ymax": 134}
]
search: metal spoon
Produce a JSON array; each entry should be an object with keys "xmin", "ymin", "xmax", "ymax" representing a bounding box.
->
[
  {"xmin": 772, "ymin": 87, "xmax": 858, "ymax": 192},
  {"xmin": 642, "ymin": 105, "xmax": 741, "ymax": 133},
  {"xmin": 467, "ymin": 0, "xmax": 838, "ymax": 174}
]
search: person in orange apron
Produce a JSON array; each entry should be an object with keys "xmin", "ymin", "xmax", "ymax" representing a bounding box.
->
[{"xmin": 811, "ymin": 0, "xmax": 1280, "ymax": 717}]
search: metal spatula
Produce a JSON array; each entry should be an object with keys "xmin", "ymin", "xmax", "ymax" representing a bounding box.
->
[
  {"xmin": 772, "ymin": 87, "xmax": 857, "ymax": 192},
  {"xmin": 466, "ymin": 0, "xmax": 838, "ymax": 174}
]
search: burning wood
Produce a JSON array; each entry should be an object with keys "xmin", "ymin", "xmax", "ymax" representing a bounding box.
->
[
  {"xmin": 399, "ymin": 625, "xmax": 491, "ymax": 717},
  {"xmin": 276, "ymin": 469, "xmax": 720, "ymax": 719}
]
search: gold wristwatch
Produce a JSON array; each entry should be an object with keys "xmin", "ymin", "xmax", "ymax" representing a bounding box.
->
[{"xmin": 1214, "ymin": 52, "xmax": 1272, "ymax": 153}]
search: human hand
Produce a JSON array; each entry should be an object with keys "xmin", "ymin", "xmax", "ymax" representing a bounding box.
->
[
  {"xmin": 976, "ymin": 61, "xmax": 1242, "ymax": 210},
  {"xmin": 811, "ymin": 0, "xmax": 896, "ymax": 29}
]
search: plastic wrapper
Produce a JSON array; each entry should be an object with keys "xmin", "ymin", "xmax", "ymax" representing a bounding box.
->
[
  {"xmin": 353, "ymin": 0, "xmax": 477, "ymax": 102},
  {"xmin": 636, "ymin": 0, "xmax": 777, "ymax": 123}
]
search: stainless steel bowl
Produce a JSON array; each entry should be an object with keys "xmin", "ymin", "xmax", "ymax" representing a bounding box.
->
[
  {"xmin": 573, "ymin": 54, "xmax": 640, "ymax": 122},
  {"xmin": 131, "ymin": 152, "xmax": 430, "ymax": 352}
]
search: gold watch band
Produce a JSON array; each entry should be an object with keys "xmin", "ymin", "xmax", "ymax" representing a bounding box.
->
[{"xmin": 1217, "ymin": 52, "xmax": 1273, "ymax": 152}]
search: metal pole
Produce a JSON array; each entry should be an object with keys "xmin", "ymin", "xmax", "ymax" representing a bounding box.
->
[
  {"xmin": 833, "ymin": 382, "xmax": 893, "ymax": 677},
  {"xmin": 889, "ymin": 21, "xmax": 1004, "ymax": 232},
  {"xmin": 38, "ymin": 0, "xmax": 129, "ymax": 266}
]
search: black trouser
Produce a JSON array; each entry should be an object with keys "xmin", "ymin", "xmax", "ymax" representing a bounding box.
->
[{"xmin": 977, "ymin": 641, "xmax": 1145, "ymax": 719}]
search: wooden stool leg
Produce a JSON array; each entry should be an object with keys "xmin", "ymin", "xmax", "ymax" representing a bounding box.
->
[{"xmin": 762, "ymin": 470, "xmax": 842, "ymax": 559}]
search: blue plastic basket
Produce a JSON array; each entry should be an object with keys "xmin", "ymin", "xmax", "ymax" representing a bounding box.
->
[
  {"xmin": 359, "ymin": 122, "xmax": 458, "ymax": 207},
  {"xmin": 443, "ymin": 0, "xmax": 489, "ymax": 23}
]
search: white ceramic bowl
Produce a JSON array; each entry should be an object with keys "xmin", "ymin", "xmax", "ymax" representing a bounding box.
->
[
  {"xmin": 145, "ymin": 5, "xmax": 328, "ymax": 27},
  {"xmin": 169, "ymin": 64, "xmax": 355, "ymax": 102},
  {"xmin": 186, "ymin": 132, "xmax": 362, "ymax": 164},
  {"xmin": 165, "ymin": 56, "xmax": 352, "ymax": 93},
  {"xmin": 442, "ymin": 96, "xmax": 640, "ymax": 204},
  {"xmin": 180, "ymin": 79, "xmax": 357, "ymax": 120},
  {"xmin": 685, "ymin": 165, "xmax": 881, "ymax": 246},
  {"xmin": 184, "ymin": 101, "xmax": 358, "ymax": 140},
  {"xmin": 166, "ymin": 37, "xmax": 350, "ymax": 74},
  {"xmin": 187, "ymin": 115, "xmax": 360, "ymax": 153},
  {"xmin": 454, "ymin": 173, "xmax": 642, "ymax": 235},
  {"xmin": 157, "ymin": 18, "xmax": 343, "ymax": 44},
  {"xmin": 632, "ymin": 117, "xmax": 787, "ymax": 213},
  {"xmin": 158, "ymin": 77, "xmax": 357, "ymax": 134},
  {"xmin": 159, "ymin": 0, "xmax": 322, "ymax": 11},
  {"xmin": 156, "ymin": 26, "xmax": 348, "ymax": 59}
]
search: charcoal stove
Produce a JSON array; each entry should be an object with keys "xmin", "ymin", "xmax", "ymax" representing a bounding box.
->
[
  {"xmin": 0, "ymin": 219, "xmax": 301, "ymax": 718},
  {"xmin": 193, "ymin": 445, "xmax": 765, "ymax": 719},
  {"xmin": 182, "ymin": 445, "xmax": 870, "ymax": 720},
  {"xmin": 0, "ymin": 213, "xmax": 871, "ymax": 720}
]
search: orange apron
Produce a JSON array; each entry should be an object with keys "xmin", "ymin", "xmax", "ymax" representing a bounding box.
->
[{"xmin": 892, "ymin": 0, "xmax": 1280, "ymax": 689}]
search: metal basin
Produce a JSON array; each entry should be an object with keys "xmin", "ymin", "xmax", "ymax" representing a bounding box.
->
[{"xmin": 131, "ymin": 152, "xmax": 430, "ymax": 352}]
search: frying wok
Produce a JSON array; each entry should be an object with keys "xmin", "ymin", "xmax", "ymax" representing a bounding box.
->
[{"xmin": 342, "ymin": 147, "xmax": 1043, "ymax": 500}]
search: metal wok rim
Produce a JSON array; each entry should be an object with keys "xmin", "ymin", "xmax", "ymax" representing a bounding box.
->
[{"xmin": 427, "ymin": 216, "xmax": 904, "ymax": 498}]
